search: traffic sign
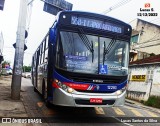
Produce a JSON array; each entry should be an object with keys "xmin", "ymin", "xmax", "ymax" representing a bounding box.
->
[
  {"xmin": 99, "ymin": 64, "xmax": 108, "ymax": 74},
  {"xmin": 13, "ymin": 43, "xmax": 27, "ymax": 51},
  {"xmin": 43, "ymin": 0, "xmax": 73, "ymax": 15}
]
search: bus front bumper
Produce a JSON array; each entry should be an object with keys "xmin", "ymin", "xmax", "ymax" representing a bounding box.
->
[{"xmin": 52, "ymin": 88, "xmax": 126, "ymax": 107}]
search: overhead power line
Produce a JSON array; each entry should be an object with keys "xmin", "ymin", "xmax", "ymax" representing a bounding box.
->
[
  {"xmin": 150, "ymin": 18, "xmax": 160, "ymax": 23},
  {"xmin": 137, "ymin": 38, "xmax": 160, "ymax": 45},
  {"xmin": 134, "ymin": 40, "xmax": 160, "ymax": 49},
  {"xmin": 103, "ymin": 0, "xmax": 132, "ymax": 14},
  {"xmin": 28, "ymin": 0, "xmax": 35, "ymax": 5}
]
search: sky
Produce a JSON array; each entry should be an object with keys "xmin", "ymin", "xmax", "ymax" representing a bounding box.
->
[{"xmin": 0, "ymin": 0, "xmax": 160, "ymax": 67}]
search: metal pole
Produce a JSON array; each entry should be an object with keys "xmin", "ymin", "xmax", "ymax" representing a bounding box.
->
[
  {"xmin": 11, "ymin": 0, "xmax": 28, "ymax": 100},
  {"xmin": 148, "ymin": 79, "xmax": 153, "ymax": 98}
]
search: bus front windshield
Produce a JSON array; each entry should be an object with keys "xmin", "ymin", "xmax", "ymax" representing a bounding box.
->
[{"xmin": 56, "ymin": 31, "xmax": 129, "ymax": 76}]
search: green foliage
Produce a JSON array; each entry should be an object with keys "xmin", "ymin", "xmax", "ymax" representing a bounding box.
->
[
  {"xmin": 144, "ymin": 96, "xmax": 160, "ymax": 109},
  {"xmin": 23, "ymin": 66, "xmax": 31, "ymax": 72},
  {"xmin": 140, "ymin": 100, "xmax": 144, "ymax": 104},
  {"xmin": 150, "ymin": 53, "xmax": 155, "ymax": 57},
  {"xmin": 2, "ymin": 61, "xmax": 10, "ymax": 68}
]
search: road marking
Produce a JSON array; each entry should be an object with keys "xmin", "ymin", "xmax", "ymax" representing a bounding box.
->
[
  {"xmin": 37, "ymin": 102, "xmax": 44, "ymax": 108},
  {"xmin": 94, "ymin": 107, "xmax": 105, "ymax": 115},
  {"xmin": 123, "ymin": 122, "xmax": 134, "ymax": 126},
  {"xmin": 113, "ymin": 107, "xmax": 125, "ymax": 115},
  {"xmin": 145, "ymin": 110, "xmax": 158, "ymax": 117},
  {"xmin": 130, "ymin": 109, "xmax": 143, "ymax": 117},
  {"xmin": 124, "ymin": 106, "xmax": 143, "ymax": 117},
  {"xmin": 123, "ymin": 106, "xmax": 133, "ymax": 109},
  {"xmin": 43, "ymin": 109, "xmax": 55, "ymax": 115}
]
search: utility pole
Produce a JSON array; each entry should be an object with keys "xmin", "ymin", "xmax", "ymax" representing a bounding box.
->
[
  {"xmin": 11, "ymin": 0, "xmax": 28, "ymax": 100},
  {"xmin": 148, "ymin": 79, "xmax": 153, "ymax": 98}
]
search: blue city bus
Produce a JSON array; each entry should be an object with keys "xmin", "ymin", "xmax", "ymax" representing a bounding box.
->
[{"xmin": 31, "ymin": 11, "xmax": 132, "ymax": 107}]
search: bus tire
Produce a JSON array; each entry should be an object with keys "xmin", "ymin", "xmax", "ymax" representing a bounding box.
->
[
  {"xmin": 34, "ymin": 87, "xmax": 38, "ymax": 92},
  {"xmin": 42, "ymin": 80, "xmax": 46, "ymax": 100},
  {"xmin": 46, "ymin": 100, "xmax": 52, "ymax": 108}
]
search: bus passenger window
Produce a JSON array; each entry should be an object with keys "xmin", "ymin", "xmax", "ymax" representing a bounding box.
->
[{"xmin": 44, "ymin": 49, "xmax": 48, "ymax": 62}]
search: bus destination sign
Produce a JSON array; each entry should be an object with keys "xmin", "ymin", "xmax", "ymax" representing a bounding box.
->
[{"xmin": 71, "ymin": 16, "xmax": 123, "ymax": 33}]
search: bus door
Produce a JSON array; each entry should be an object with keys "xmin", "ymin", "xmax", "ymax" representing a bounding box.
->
[{"xmin": 35, "ymin": 49, "xmax": 40, "ymax": 89}]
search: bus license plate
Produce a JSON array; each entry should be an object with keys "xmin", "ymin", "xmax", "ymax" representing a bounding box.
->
[{"xmin": 90, "ymin": 98, "xmax": 102, "ymax": 103}]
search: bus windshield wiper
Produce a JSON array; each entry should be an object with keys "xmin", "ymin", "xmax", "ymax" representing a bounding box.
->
[
  {"xmin": 103, "ymin": 36, "xmax": 117, "ymax": 65},
  {"xmin": 78, "ymin": 28, "xmax": 94, "ymax": 62}
]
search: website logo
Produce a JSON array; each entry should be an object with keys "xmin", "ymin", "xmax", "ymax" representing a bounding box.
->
[
  {"xmin": 137, "ymin": 3, "xmax": 158, "ymax": 17},
  {"xmin": 144, "ymin": 3, "xmax": 150, "ymax": 8},
  {"xmin": 2, "ymin": 118, "xmax": 11, "ymax": 123}
]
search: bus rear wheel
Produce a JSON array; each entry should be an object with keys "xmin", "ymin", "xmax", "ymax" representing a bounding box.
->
[
  {"xmin": 34, "ymin": 87, "xmax": 38, "ymax": 92},
  {"xmin": 42, "ymin": 80, "xmax": 52, "ymax": 108},
  {"xmin": 46, "ymin": 100, "xmax": 52, "ymax": 108},
  {"xmin": 42, "ymin": 80, "xmax": 46, "ymax": 100}
]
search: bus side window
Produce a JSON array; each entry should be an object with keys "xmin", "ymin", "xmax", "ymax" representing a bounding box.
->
[
  {"xmin": 46, "ymin": 36, "xmax": 48, "ymax": 49},
  {"xmin": 44, "ymin": 49, "xmax": 48, "ymax": 62},
  {"xmin": 41, "ymin": 53, "xmax": 44, "ymax": 64}
]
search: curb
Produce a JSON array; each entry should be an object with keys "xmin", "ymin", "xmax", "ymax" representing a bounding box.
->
[
  {"xmin": 125, "ymin": 99, "xmax": 160, "ymax": 114},
  {"xmin": 125, "ymin": 100, "xmax": 135, "ymax": 104}
]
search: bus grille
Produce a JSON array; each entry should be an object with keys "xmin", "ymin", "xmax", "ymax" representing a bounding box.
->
[
  {"xmin": 55, "ymin": 67, "xmax": 127, "ymax": 84},
  {"xmin": 76, "ymin": 90, "xmax": 115, "ymax": 93},
  {"xmin": 69, "ymin": 76, "xmax": 121, "ymax": 84}
]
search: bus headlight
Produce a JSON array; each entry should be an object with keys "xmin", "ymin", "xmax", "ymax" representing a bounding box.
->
[
  {"xmin": 62, "ymin": 84, "xmax": 67, "ymax": 90},
  {"xmin": 58, "ymin": 81, "xmax": 63, "ymax": 87},
  {"xmin": 67, "ymin": 87, "xmax": 74, "ymax": 93},
  {"xmin": 54, "ymin": 79, "xmax": 74, "ymax": 93},
  {"xmin": 116, "ymin": 90, "xmax": 122, "ymax": 95},
  {"xmin": 116, "ymin": 87, "xmax": 126, "ymax": 95}
]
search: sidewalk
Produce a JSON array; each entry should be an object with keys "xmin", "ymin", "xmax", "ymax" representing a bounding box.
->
[
  {"xmin": 0, "ymin": 75, "xmax": 31, "ymax": 126},
  {"xmin": 125, "ymin": 98, "xmax": 160, "ymax": 114}
]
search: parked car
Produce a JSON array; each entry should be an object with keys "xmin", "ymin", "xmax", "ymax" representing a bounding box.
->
[
  {"xmin": 22, "ymin": 72, "xmax": 31, "ymax": 78},
  {"xmin": 1, "ymin": 68, "xmax": 12, "ymax": 75}
]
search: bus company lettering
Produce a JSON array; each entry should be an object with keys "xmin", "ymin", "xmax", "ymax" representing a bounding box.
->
[{"xmin": 108, "ymin": 65, "xmax": 122, "ymax": 70}]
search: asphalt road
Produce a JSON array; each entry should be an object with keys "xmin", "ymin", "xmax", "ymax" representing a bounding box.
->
[{"xmin": 21, "ymin": 78, "xmax": 160, "ymax": 126}]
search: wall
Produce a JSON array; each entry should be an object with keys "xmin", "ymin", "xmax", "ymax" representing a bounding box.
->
[
  {"xmin": 135, "ymin": 19, "xmax": 160, "ymax": 54},
  {"xmin": 152, "ymin": 68, "xmax": 160, "ymax": 96},
  {"xmin": 0, "ymin": 32, "xmax": 4, "ymax": 56},
  {"xmin": 127, "ymin": 64, "xmax": 160, "ymax": 101},
  {"xmin": 129, "ymin": 19, "xmax": 138, "ymax": 30}
]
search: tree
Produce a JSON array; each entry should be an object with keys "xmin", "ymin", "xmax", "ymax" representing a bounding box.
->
[
  {"xmin": 150, "ymin": 53, "xmax": 155, "ymax": 57},
  {"xmin": 23, "ymin": 65, "xmax": 31, "ymax": 72}
]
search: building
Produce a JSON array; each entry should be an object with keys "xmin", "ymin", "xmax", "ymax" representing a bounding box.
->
[
  {"xmin": 127, "ymin": 19, "xmax": 160, "ymax": 101},
  {"xmin": 130, "ymin": 18, "xmax": 160, "ymax": 62},
  {"xmin": 127, "ymin": 55, "xmax": 160, "ymax": 101},
  {"xmin": 0, "ymin": 32, "xmax": 4, "ymax": 72}
]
